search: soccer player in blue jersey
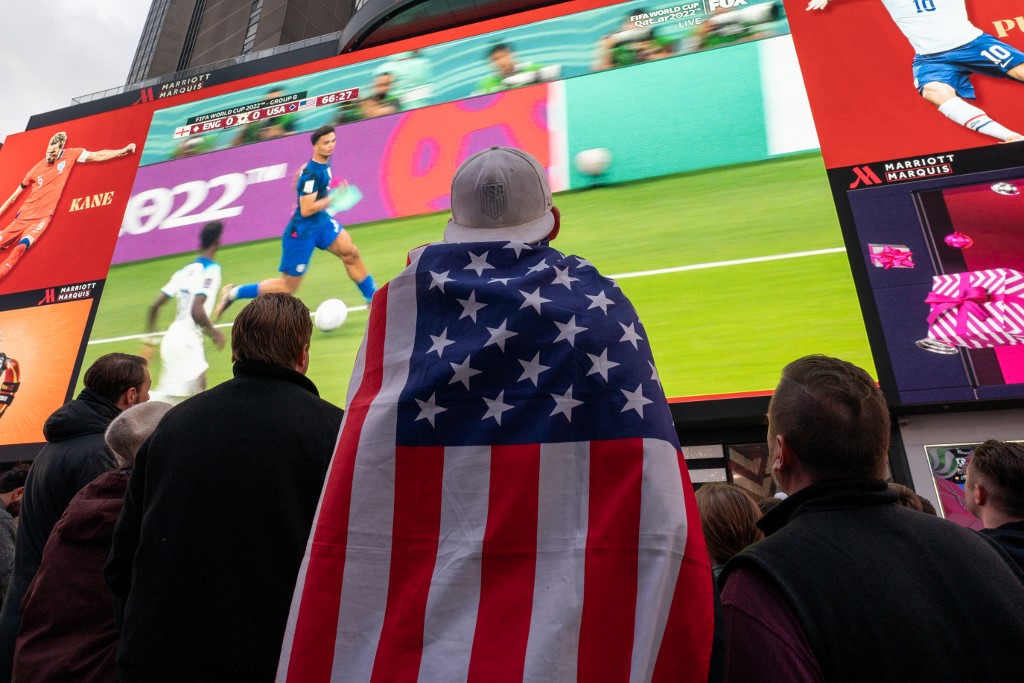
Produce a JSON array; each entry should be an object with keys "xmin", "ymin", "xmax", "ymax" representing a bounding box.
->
[
  {"xmin": 808, "ymin": 0, "xmax": 1024, "ymax": 142},
  {"xmin": 214, "ymin": 126, "xmax": 376, "ymax": 319}
]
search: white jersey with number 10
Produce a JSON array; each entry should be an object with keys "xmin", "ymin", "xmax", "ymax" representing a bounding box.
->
[{"xmin": 881, "ymin": 0, "xmax": 982, "ymax": 55}]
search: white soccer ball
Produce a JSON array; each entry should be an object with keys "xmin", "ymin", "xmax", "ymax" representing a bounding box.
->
[
  {"xmin": 574, "ymin": 148, "xmax": 612, "ymax": 177},
  {"xmin": 315, "ymin": 298, "xmax": 348, "ymax": 332}
]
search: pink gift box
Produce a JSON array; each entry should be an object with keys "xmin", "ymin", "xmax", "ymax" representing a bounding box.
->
[
  {"xmin": 925, "ymin": 269, "xmax": 1024, "ymax": 348},
  {"xmin": 869, "ymin": 244, "xmax": 914, "ymax": 269}
]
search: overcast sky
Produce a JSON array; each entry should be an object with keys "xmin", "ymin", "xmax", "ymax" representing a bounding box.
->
[{"xmin": 0, "ymin": 1, "xmax": 151, "ymax": 143}]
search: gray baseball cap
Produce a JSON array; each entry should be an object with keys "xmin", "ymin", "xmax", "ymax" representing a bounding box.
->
[{"xmin": 445, "ymin": 146, "xmax": 555, "ymax": 244}]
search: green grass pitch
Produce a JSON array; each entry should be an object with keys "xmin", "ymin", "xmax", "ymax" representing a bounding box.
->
[{"xmin": 80, "ymin": 152, "xmax": 875, "ymax": 408}]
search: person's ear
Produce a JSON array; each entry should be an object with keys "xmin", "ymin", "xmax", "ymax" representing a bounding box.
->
[
  {"xmin": 297, "ymin": 344, "xmax": 310, "ymax": 374},
  {"xmin": 546, "ymin": 206, "xmax": 561, "ymax": 242},
  {"xmin": 11, "ymin": 487, "xmax": 24, "ymax": 503},
  {"xmin": 973, "ymin": 482, "xmax": 988, "ymax": 508},
  {"xmin": 771, "ymin": 434, "xmax": 794, "ymax": 473}
]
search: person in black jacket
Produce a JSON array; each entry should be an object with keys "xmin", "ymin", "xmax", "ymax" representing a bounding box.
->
[
  {"xmin": 105, "ymin": 293, "xmax": 344, "ymax": 683},
  {"xmin": 718, "ymin": 355, "xmax": 1024, "ymax": 683},
  {"xmin": 966, "ymin": 439, "xmax": 1024, "ymax": 575},
  {"xmin": 0, "ymin": 353, "xmax": 150, "ymax": 682}
]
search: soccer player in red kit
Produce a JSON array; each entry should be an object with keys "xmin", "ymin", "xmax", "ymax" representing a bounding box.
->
[{"xmin": 0, "ymin": 131, "xmax": 136, "ymax": 281}]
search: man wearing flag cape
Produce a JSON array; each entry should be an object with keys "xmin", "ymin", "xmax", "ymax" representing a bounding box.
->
[{"xmin": 278, "ymin": 147, "xmax": 714, "ymax": 682}]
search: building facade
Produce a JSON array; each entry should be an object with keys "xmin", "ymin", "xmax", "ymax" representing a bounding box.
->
[{"xmin": 127, "ymin": 0, "xmax": 357, "ymax": 85}]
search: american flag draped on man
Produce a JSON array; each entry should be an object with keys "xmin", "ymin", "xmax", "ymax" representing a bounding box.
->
[{"xmin": 277, "ymin": 148, "xmax": 713, "ymax": 682}]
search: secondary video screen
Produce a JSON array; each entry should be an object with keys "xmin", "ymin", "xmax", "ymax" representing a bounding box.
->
[{"xmin": 847, "ymin": 167, "xmax": 1024, "ymax": 404}]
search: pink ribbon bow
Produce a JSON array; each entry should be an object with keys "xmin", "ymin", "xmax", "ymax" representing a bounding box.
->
[
  {"xmin": 926, "ymin": 279, "xmax": 990, "ymax": 335},
  {"xmin": 878, "ymin": 246, "xmax": 914, "ymax": 269}
]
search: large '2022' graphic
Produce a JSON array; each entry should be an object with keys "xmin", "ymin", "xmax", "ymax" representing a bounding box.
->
[{"xmin": 116, "ymin": 87, "xmax": 553, "ymax": 264}]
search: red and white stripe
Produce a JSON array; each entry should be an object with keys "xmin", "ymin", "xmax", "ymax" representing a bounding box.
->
[
  {"xmin": 928, "ymin": 270, "xmax": 1024, "ymax": 349},
  {"xmin": 278, "ymin": 258, "xmax": 713, "ymax": 683}
]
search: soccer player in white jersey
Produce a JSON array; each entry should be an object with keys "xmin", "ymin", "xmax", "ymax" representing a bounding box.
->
[
  {"xmin": 808, "ymin": 0, "xmax": 1024, "ymax": 142},
  {"xmin": 143, "ymin": 222, "xmax": 227, "ymax": 404}
]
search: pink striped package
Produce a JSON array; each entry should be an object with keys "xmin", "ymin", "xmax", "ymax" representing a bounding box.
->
[{"xmin": 925, "ymin": 269, "xmax": 1024, "ymax": 349}]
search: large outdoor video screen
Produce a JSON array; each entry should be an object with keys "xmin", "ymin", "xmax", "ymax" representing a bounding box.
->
[{"xmin": 0, "ymin": 0, "xmax": 875, "ymax": 454}]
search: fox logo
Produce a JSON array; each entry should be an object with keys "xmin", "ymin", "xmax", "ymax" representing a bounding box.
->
[{"xmin": 708, "ymin": 0, "xmax": 747, "ymax": 9}]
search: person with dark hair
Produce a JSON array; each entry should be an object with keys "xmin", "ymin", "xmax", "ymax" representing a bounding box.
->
[
  {"xmin": 144, "ymin": 221, "xmax": 226, "ymax": 404},
  {"xmin": 966, "ymin": 439, "xmax": 1024, "ymax": 574},
  {"xmin": 719, "ymin": 355, "xmax": 1024, "ymax": 681},
  {"xmin": 359, "ymin": 72, "xmax": 401, "ymax": 119},
  {"xmin": 0, "ymin": 471, "xmax": 27, "ymax": 608},
  {"xmin": 106, "ymin": 293, "xmax": 343, "ymax": 681},
  {"xmin": 695, "ymin": 483, "xmax": 763, "ymax": 581},
  {"xmin": 0, "ymin": 353, "xmax": 149, "ymax": 680},
  {"xmin": 475, "ymin": 42, "xmax": 552, "ymax": 94},
  {"xmin": 756, "ymin": 496, "xmax": 781, "ymax": 516},
  {"xmin": 13, "ymin": 401, "xmax": 172, "ymax": 683},
  {"xmin": 215, "ymin": 126, "xmax": 377, "ymax": 316},
  {"xmin": 888, "ymin": 482, "xmax": 924, "ymax": 511}
]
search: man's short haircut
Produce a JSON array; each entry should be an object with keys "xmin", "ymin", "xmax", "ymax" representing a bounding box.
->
[
  {"xmin": 0, "ymin": 470, "xmax": 27, "ymax": 494},
  {"xmin": 231, "ymin": 293, "xmax": 312, "ymax": 368},
  {"xmin": 768, "ymin": 355, "xmax": 890, "ymax": 480},
  {"xmin": 84, "ymin": 353, "xmax": 148, "ymax": 404},
  {"xmin": 310, "ymin": 125, "xmax": 335, "ymax": 145},
  {"xmin": 48, "ymin": 131, "xmax": 67, "ymax": 147},
  {"xmin": 200, "ymin": 221, "xmax": 223, "ymax": 250},
  {"xmin": 970, "ymin": 440, "xmax": 1024, "ymax": 518},
  {"xmin": 488, "ymin": 43, "xmax": 511, "ymax": 58}
]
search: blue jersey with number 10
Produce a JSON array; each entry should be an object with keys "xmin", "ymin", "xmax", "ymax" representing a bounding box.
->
[{"xmin": 289, "ymin": 159, "xmax": 332, "ymax": 238}]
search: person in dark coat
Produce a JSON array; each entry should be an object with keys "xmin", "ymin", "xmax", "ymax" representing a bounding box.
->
[
  {"xmin": 105, "ymin": 293, "xmax": 344, "ymax": 683},
  {"xmin": 0, "ymin": 353, "xmax": 150, "ymax": 682},
  {"xmin": 718, "ymin": 355, "xmax": 1024, "ymax": 682},
  {"xmin": 966, "ymin": 439, "xmax": 1024, "ymax": 575},
  {"xmin": 0, "ymin": 471, "xmax": 27, "ymax": 608},
  {"xmin": 12, "ymin": 400, "xmax": 172, "ymax": 683}
]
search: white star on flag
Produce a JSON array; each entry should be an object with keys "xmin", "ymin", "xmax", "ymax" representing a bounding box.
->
[
  {"xmin": 504, "ymin": 241, "xmax": 532, "ymax": 258},
  {"xmin": 414, "ymin": 393, "xmax": 447, "ymax": 426},
  {"xmin": 465, "ymin": 251, "xmax": 495, "ymax": 276},
  {"xmin": 649, "ymin": 360, "xmax": 661, "ymax": 386},
  {"xmin": 427, "ymin": 328, "xmax": 456, "ymax": 357},
  {"xmin": 458, "ymin": 291, "xmax": 487, "ymax": 322},
  {"xmin": 620, "ymin": 384, "xmax": 653, "ymax": 417},
  {"xmin": 619, "ymin": 322, "xmax": 644, "ymax": 349},
  {"xmin": 484, "ymin": 319, "xmax": 518, "ymax": 351},
  {"xmin": 429, "ymin": 270, "xmax": 454, "ymax": 293},
  {"xmin": 519, "ymin": 288, "xmax": 551, "ymax": 314},
  {"xmin": 553, "ymin": 316, "xmax": 588, "ymax": 346},
  {"xmin": 575, "ymin": 256, "xmax": 594, "ymax": 270},
  {"xmin": 481, "ymin": 390, "xmax": 514, "ymax": 425},
  {"xmin": 586, "ymin": 290, "xmax": 615, "ymax": 314},
  {"xmin": 551, "ymin": 266, "xmax": 579, "ymax": 290},
  {"xmin": 449, "ymin": 356, "xmax": 482, "ymax": 389},
  {"xmin": 586, "ymin": 348, "xmax": 620, "ymax": 381},
  {"xmin": 527, "ymin": 260, "xmax": 551, "ymax": 274},
  {"xmin": 518, "ymin": 352, "xmax": 550, "ymax": 387},
  {"xmin": 549, "ymin": 386, "xmax": 584, "ymax": 421},
  {"xmin": 488, "ymin": 277, "xmax": 512, "ymax": 286}
]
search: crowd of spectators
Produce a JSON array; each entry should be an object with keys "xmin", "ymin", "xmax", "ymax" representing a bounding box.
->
[{"xmin": 1, "ymin": 148, "xmax": 1022, "ymax": 681}]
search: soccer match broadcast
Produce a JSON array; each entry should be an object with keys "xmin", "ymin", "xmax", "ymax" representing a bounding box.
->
[
  {"xmin": 2, "ymin": 0, "xmax": 875, "ymax": 447},
  {"xmin": 78, "ymin": 16, "xmax": 872, "ymax": 413}
]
